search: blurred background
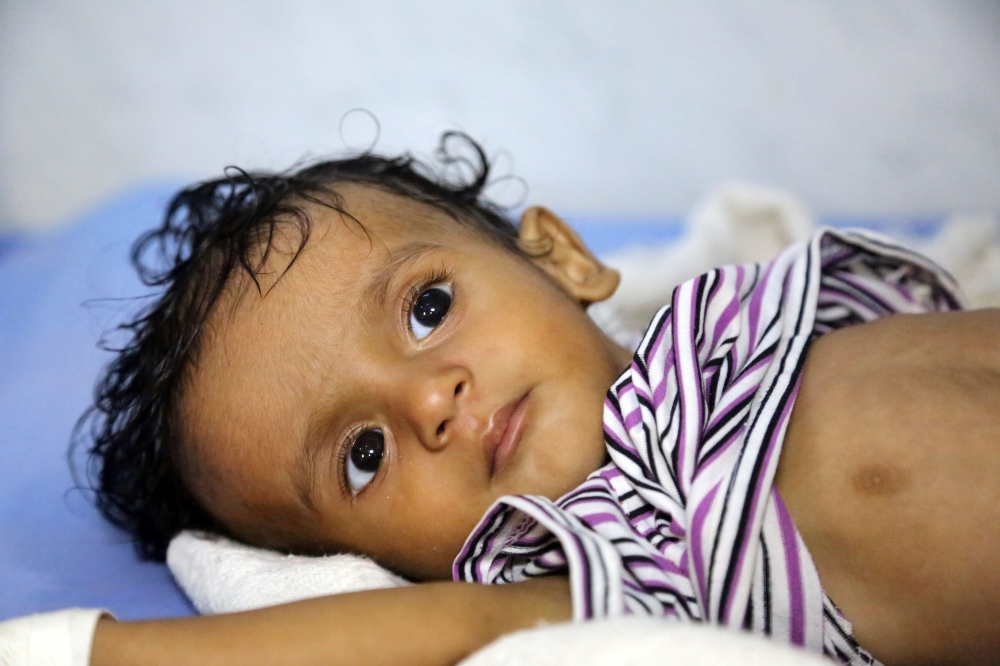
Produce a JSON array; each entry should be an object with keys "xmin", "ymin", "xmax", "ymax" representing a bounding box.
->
[
  {"xmin": 1, "ymin": 0, "xmax": 998, "ymax": 231},
  {"xmin": 2, "ymin": 1, "xmax": 1000, "ymax": 621}
]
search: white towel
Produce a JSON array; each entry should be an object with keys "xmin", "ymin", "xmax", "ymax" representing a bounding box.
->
[{"xmin": 166, "ymin": 531, "xmax": 407, "ymax": 615}]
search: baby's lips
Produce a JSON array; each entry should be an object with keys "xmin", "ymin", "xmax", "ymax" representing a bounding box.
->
[
  {"xmin": 483, "ymin": 394, "xmax": 521, "ymax": 476},
  {"xmin": 488, "ymin": 391, "xmax": 531, "ymax": 477}
]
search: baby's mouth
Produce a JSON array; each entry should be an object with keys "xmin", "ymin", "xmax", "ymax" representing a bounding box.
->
[{"xmin": 484, "ymin": 391, "xmax": 532, "ymax": 478}]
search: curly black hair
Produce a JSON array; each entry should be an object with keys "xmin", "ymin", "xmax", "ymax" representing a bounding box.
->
[{"xmin": 73, "ymin": 132, "xmax": 525, "ymax": 561}]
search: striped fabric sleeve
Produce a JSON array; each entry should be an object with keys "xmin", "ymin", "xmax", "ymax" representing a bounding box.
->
[{"xmin": 453, "ymin": 229, "xmax": 962, "ymax": 665}]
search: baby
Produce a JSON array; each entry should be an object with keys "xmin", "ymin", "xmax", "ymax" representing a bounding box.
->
[{"xmin": 70, "ymin": 135, "xmax": 999, "ymax": 665}]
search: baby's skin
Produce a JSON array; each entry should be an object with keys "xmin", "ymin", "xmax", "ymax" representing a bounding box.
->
[{"xmin": 91, "ymin": 186, "xmax": 999, "ymax": 665}]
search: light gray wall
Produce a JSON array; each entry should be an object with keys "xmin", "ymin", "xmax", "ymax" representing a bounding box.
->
[{"xmin": 1, "ymin": 1, "xmax": 998, "ymax": 229}]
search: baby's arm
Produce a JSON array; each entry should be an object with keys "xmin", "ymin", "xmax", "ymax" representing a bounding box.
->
[{"xmin": 90, "ymin": 577, "xmax": 570, "ymax": 666}]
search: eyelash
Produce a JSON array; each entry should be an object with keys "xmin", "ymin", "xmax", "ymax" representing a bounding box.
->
[
  {"xmin": 337, "ymin": 423, "xmax": 375, "ymax": 498},
  {"xmin": 402, "ymin": 266, "xmax": 454, "ymax": 336}
]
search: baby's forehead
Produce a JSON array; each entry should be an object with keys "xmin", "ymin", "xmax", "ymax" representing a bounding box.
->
[
  {"xmin": 189, "ymin": 180, "xmax": 518, "ymax": 383},
  {"xmin": 219, "ymin": 185, "xmax": 473, "ymax": 304},
  {"xmin": 314, "ymin": 184, "xmax": 471, "ymax": 240}
]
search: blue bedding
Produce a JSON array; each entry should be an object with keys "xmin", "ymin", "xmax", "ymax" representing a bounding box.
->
[
  {"xmin": 0, "ymin": 184, "xmax": 195, "ymax": 621},
  {"xmin": 0, "ymin": 183, "xmax": 943, "ymax": 622}
]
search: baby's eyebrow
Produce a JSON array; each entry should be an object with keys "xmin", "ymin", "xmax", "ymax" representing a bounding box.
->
[{"xmin": 360, "ymin": 241, "xmax": 441, "ymax": 323}]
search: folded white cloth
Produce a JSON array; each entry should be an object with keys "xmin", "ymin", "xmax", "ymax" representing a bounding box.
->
[
  {"xmin": 590, "ymin": 182, "xmax": 1000, "ymax": 349},
  {"xmin": 166, "ymin": 530, "xmax": 407, "ymax": 614},
  {"xmin": 0, "ymin": 608, "xmax": 109, "ymax": 666},
  {"xmin": 589, "ymin": 183, "xmax": 818, "ymax": 348},
  {"xmin": 458, "ymin": 618, "xmax": 831, "ymax": 666}
]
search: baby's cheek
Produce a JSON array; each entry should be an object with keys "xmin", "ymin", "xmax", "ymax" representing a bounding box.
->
[{"xmin": 379, "ymin": 485, "xmax": 492, "ymax": 580}]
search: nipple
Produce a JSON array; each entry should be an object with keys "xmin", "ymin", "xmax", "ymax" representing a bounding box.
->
[{"xmin": 852, "ymin": 463, "xmax": 909, "ymax": 497}]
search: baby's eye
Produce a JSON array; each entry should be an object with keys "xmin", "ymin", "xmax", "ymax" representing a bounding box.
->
[
  {"xmin": 409, "ymin": 285, "xmax": 452, "ymax": 340},
  {"xmin": 346, "ymin": 429, "xmax": 384, "ymax": 494}
]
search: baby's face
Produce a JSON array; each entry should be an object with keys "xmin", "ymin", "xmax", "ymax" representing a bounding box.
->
[{"xmin": 181, "ymin": 185, "xmax": 631, "ymax": 580}]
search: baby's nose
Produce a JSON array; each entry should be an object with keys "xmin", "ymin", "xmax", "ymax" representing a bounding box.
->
[{"xmin": 408, "ymin": 367, "xmax": 472, "ymax": 451}]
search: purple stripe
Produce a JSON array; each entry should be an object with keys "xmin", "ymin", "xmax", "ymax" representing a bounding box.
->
[
  {"xmin": 735, "ymin": 350, "xmax": 773, "ymax": 383},
  {"xmin": 671, "ymin": 288, "xmax": 689, "ymax": 482},
  {"xmin": 595, "ymin": 471, "xmax": 621, "ymax": 487},
  {"xmin": 531, "ymin": 500, "xmax": 603, "ymax": 619},
  {"xmin": 646, "ymin": 346, "xmax": 676, "ymax": 409},
  {"xmin": 690, "ymin": 481, "xmax": 722, "ymax": 606},
  {"xmin": 774, "ymin": 491, "xmax": 806, "ymax": 645},
  {"xmin": 453, "ymin": 506, "xmax": 508, "ymax": 581},
  {"xmin": 650, "ymin": 378, "xmax": 666, "ymax": 410},
  {"xmin": 828, "ymin": 272, "xmax": 897, "ymax": 313},
  {"xmin": 632, "ymin": 383, "xmax": 653, "ymax": 406},
  {"xmin": 617, "ymin": 380, "xmax": 637, "ymax": 400},
  {"xmin": 598, "ymin": 465, "xmax": 625, "ymax": 482},
  {"xmin": 820, "ymin": 247, "xmax": 854, "ymax": 268},
  {"xmin": 711, "ymin": 285, "xmax": 741, "ymax": 351},
  {"xmin": 705, "ymin": 385, "xmax": 756, "ymax": 432},
  {"xmin": 632, "ymin": 507, "xmax": 656, "ymax": 526}
]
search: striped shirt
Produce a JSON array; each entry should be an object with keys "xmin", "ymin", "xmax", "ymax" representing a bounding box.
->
[{"xmin": 454, "ymin": 229, "xmax": 962, "ymax": 664}]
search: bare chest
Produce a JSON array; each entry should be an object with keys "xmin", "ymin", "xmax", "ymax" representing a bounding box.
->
[
  {"xmin": 779, "ymin": 310, "xmax": 1000, "ymax": 505},
  {"xmin": 775, "ymin": 310, "xmax": 1000, "ymax": 663}
]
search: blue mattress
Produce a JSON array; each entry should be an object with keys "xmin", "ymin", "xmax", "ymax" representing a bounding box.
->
[
  {"xmin": 0, "ymin": 183, "xmax": 943, "ymax": 622},
  {"xmin": 0, "ymin": 184, "xmax": 195, "ymax": 621}
]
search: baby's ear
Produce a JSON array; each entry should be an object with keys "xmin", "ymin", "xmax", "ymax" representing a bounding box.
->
[{"xmin": 518, "ymin": 206, "xmax": 620, "ymax": 305}]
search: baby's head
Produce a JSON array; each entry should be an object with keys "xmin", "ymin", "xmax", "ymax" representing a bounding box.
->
[{"xmin": 83, "ymin": 134, "xmax": 631, "ymax": 580}]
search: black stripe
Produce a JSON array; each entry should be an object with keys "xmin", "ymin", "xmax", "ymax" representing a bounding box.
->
[
  {"xmin": 761, "ymin": 537, "xmax": 772, "ymax": 635},
  {"xmin": 699, "ymin": 391, "xmax": 754, "ymax": 455}
]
